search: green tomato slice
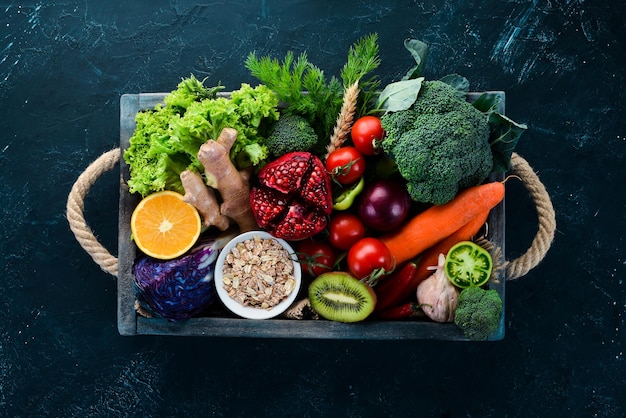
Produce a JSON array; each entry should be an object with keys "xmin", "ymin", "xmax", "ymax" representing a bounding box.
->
[{"xmin": 444, "ymin": 241, "xmax": 493, "ymax": 288}]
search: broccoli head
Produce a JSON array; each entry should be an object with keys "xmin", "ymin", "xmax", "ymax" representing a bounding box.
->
[
  {"xmin": 265, "ymin": 113, "xmax": 319, "ymax": 157},
  {"xmin": 454, "ymin": 286, "xmax": 503, "ymax": 341},
  {"xmin": 380, "ymin": 80, "xmax": 492, "ymax": 205}
]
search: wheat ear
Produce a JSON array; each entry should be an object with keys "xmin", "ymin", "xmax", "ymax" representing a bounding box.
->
[{"xmin": 324, "ymin": 80, "xmax": 360, "ymax": 160}]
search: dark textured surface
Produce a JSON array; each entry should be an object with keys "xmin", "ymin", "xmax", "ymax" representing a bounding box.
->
[{"xmin": 1, "ymin": 1, "xmax": 624, "ymax": 416}]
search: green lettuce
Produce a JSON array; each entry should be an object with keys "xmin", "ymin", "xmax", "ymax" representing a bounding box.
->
[{"xmin": 124, "ymin": 77, "xmax": 279, "ymax": 197}]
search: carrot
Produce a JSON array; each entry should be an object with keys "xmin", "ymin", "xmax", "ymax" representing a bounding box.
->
[
  {"xmin": 410, "ymin": 209, "xmax": 491, "ymax": 289},
  {"xmin": 380, "ymin": 182, "xmax": 504, "ymax": 266},
  {"xmin": 375, "ymin": 209, "xmax": 491, "ymax": 312}
]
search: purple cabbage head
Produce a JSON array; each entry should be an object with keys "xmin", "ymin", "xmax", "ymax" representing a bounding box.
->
[{"xmin": 132, "ymin": 236, "xmax": 229, "ymax": 321}]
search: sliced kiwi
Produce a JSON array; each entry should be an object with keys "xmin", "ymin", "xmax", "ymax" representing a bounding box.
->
[{"xmin": 308, "ymin": 272, "xmax": 376, "ymax": 322}]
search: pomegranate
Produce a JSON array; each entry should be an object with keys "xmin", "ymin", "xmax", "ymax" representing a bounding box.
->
[{"xmin": 250, "ymin": 152, "xmax": 333, "ymax": 240}]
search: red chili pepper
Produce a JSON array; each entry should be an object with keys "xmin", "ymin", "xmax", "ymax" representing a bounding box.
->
[
  {"xmin": 374, "ymin": 261, "xmax": 419, "ymax": 312},
  {"xmin": 376, "ymin": 302, "xmax": 423, "ymax": 320}
]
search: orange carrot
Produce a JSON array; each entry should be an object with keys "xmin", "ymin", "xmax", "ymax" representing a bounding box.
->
[
  {"xmin": 411, "ymin": 209, "xmax": 491, "ymax": 286},
  {"xmin": 380, "ymin": 182, "xmax": 504, "ymax": 265},
  {"xmin": 375, "ymin": 209, "xmax": 491, "ymax": 312}
]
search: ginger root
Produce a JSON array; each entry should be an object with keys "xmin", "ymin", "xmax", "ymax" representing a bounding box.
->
[
  {"xmin": 197, "ymin": 127, "xmax": 258, "ymax": 233},
  {"xmin": 180, "ymin": 169, "xmax": 230, "ymax": 231}
]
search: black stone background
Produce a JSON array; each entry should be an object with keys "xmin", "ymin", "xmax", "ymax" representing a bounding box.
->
[{"xmin": 1, "ymin": 1, "xmax": 625, "ymax": 416}]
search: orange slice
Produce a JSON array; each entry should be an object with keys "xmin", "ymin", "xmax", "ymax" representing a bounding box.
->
[{"xmin": 130, "ymin": 190, "xmax": 202, "ymax": 260}]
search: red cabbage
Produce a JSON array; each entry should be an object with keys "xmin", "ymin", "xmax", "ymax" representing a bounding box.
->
[{"xmin": 132, "ymin": 234, "xmax": 233, "ymax": 321}]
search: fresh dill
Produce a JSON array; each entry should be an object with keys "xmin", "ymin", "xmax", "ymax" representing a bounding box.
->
[{"xmin": 245, "ymin": 33, "xmax": 381, "ymax": 141}]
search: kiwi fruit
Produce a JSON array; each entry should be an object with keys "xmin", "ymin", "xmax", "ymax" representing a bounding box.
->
[{"xmin": 308, "ymin": 271, "xmax": 376, "ymax": 322}]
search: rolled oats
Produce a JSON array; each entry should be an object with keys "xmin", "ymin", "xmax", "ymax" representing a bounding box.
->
[{"xmin": 222, "ymin": 235, "xmax": 296, "ymax": 310}]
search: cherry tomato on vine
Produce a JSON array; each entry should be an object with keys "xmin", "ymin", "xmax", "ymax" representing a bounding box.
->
[
  {"xmin": 325, "ymin": 146, "xmax": 366, "ymax": 185},
  {"xmin": 296, "ymin": 239, "xmax": 337, "ymax": 277},
  {"xmin": 351, "ymin": 116, "xmax": 384, "ymax": 156},
  {"xmin": 328, "ymin": 212, "xmax": 366, "ymax": 251},
  {"xmin": 347, "ymin": 237, "xmax": 394, "ymax": 280}
]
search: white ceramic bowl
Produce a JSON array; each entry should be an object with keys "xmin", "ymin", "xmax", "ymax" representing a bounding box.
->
[{"xmin": 214, "ymin": 230, "xmax": 301, "ymax": 319}]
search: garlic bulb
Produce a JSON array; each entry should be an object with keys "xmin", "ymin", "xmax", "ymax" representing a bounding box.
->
[{"xmin": 416, "ymin": 253, "xmax": 459, "ymax": 322}]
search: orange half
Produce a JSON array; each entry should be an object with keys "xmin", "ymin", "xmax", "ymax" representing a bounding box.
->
[{"xmin": 130, "ymin": 190, "xmax": 201, "ymax": 260}]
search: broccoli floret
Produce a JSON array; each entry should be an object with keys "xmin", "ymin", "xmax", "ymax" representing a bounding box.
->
[
  {"xmin": 454, "ymin": 286, "xmax": 503, "ymax": 341},
  {"xmin": 411, "ymin": 78, "xmax": 467, "ymax": 114},
  {"xmin": 379, "ymin": 108, "xmax": 417, "ymax": 144},
  {"xmin": 380, "ymin": 80, "xmax": 492, "ymax": 205},
  {"xmin": 264, "ymin": 113, "xmax": 319, "ymax": 157}
]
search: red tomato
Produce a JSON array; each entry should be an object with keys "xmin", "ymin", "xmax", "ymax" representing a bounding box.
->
[
  {"xmin": 347, "ymin": 237, "xmax": 394, "ymax": 279},
  {"xmin": 325, "ymin": 147, "xmax": 366, "ymax": 185},
  {"xmin": 351, "ymin": 116, "xmax": 384, "ymax": 156},
  {"xmin": 296, "ymin": 239, "xmax": 337, "ymax": 277},
  {"xmin": 328, "ymin": 212, "xmax": 366, "ymax": 251}
]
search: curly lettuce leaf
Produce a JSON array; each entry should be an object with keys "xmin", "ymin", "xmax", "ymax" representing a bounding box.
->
[
  {"xmin": 230, "ymin": 83, "xmax": 279, "ymax": 129},
  {"xmin": 164, "ymin": 75, "xmax": 224, "ymax": 110},
  {"xmin": 124, "ymin": 105, "xmax": 190, "ymax": 196},
  {"xmin": 124, "ymin": 78, "xmax": 279, "ymax": 197}
]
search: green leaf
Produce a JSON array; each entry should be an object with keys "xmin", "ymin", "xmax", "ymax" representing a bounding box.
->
[
  {"xmin": 402, "ymin": 38, "xmax": 429, "ymax": 80},
  {"xmin": 488, "ymin": 112, "xmax": 528, "ymax": 172},
  {"xmin": 471, "ymin": 92, "xmax": 527, "ymax": 171},
  {"xmin": 472, "ymin": 92, "xmax": 502, "ymax": 113},
  {"xmin": 439, "ymin": 74, "xmax": 470, "ymax": 97},
  {"xmin": 375, "ymin": 77, "xmax": 424, "ymax": 112}
]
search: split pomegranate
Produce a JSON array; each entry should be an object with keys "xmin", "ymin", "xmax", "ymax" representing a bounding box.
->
[{"xmin": 250, "ymin": 152, "xmax": 333, "ymax": 240}]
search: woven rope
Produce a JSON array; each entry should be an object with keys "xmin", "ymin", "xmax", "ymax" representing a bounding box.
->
[
  {"xmin": 66, "ymin": 148, "xmax": 120, "ymax": 277},
  {"xmin": 66, "ymin": 149, "xmax": 555, "ymax": 282},
  {"xmin": 504, "ymin": 152, "xmax": 556, "ymax": 280}
]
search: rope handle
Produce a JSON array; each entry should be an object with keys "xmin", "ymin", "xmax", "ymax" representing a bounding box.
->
[
  {"xmin": 503, "ymin": 153, "xmax": 556, "ymax": 279},
  {"xmin": 66, "ymin": 148, "xmax": 120, "ymax": 277},
  {"xmin": 66, "ymin": 150, "xmax": 555, "ymax": 280}
]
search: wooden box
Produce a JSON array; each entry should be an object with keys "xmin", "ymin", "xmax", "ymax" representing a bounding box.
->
[{"xmin": 118, "ymin": 92, "xmax": 506, "ymax": 340}]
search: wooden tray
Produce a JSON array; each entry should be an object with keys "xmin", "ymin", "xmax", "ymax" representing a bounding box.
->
[{"xmin": 117, "ymin": 92, "xmax": 506, "ymax": 340}]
